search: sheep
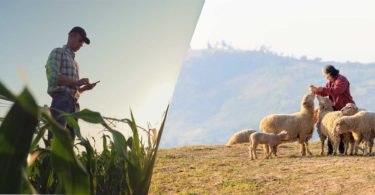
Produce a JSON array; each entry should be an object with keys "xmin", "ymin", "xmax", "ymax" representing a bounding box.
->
[
  {"xmin": 334, "ymin": 111, "xmax": 375, "ymax": 156},
  {"xmin": 249, "ymin": 130, "xmax": 289, "ymax": 160},
  {"xmin": 316, "ymin": 96, "xmax": 359, "ymax": 156},
  {"xmin": 259, "ymin": 92, "xmax": 316, "ymax": 156},
  {"xmin": 226, "ymin": 129, "xmax": 257, "ymax": 146},
  {"xmin": 341, "ymin": 105, "xmax": 371, "ymax": 155}
]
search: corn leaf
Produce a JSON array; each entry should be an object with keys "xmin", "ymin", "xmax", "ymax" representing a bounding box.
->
[
  {"xmin": 0, "ymin": 82, "xmax": 16, "ymax": 102},
  {"xmin": 30, "ymin": 124, "xmax": 48, "ymax": 151},
  {"xmin": 0, "ymin": 88, "xmax": 38, "ymax": 193},
  {"xmin": 41, "ymin": 112, "xmax": 90, "ymax": 194},
  {"xmin": 70, "ymin": 109, "xmax": 129, "ymax": 160},
  {"xmin": 144, "ymin": 105, "xmax": 169, "ymax": 194}
]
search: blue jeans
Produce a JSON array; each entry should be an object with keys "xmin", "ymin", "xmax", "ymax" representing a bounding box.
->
[{"xmin": 48, "ymin": 93, "xmax": 80, "ymax": 140}]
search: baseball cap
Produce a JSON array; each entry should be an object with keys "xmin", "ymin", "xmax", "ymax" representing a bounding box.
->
[{"xmin": 69, "ymin": 26, "xmax": 90, "ymax": 44}]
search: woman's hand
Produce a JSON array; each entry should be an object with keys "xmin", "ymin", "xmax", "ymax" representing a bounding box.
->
[
  {"xmin": 309, "ymin": 85, "xmax": 317, "ymax": 92},
  {"xmin": 309, "ymin": 85, "xmax": 322, "ymax": 93}
]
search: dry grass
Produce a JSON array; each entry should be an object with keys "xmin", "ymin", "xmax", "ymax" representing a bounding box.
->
[{"xmin": 150, "ymin": 141, "xmax": 375, "ymax": 194}]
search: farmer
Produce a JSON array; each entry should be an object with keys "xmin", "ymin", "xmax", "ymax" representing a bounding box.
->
[
  {"xmin": 310, "ymin": 65, "xmax": 355, "ymax": 155},
  {"xmin": 45, "ymin": 26, "xmax": 97, "ymax": 140}
]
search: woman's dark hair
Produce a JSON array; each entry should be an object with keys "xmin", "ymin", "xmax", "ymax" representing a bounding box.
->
[{"xmin": 324, "ymin": 65, "xmax": 339, "ymax": 77}]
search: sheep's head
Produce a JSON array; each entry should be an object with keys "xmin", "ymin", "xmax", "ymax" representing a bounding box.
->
[
  {"xmin": 341, "ymin": 103, "xmax": 358, "ymax": 116},
  {"xmin": 302, "ymin": 92, "xmax": 315, "ymax": 109},
  {"xmin": 277, "ymin": 130, "xmax": 289, "ymax": 141},
  {"xmin": 334, "ymin": 118, "xmax": 350, "ymax": 136},
  {"xmin": 316, "ymin": 95, "xmax": 333, "ymax": 111}
]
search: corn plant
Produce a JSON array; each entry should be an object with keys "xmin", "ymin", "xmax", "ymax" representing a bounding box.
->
[{"xmin": 0, "ymin": 81, "xmax": 168, "ymax": 194}]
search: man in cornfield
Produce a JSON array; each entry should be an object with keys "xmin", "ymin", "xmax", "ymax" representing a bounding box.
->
[{"xmin": 45, "ymin": 26, "xmax": 97, "ymax": 140}]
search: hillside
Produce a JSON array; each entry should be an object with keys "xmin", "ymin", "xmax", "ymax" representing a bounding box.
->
[
  {"xmin": 150, "ymin": 142, "xmax": 375, "ymax": 194},
  {"xmin": 162, "ymin": 48, "xmax": 375, "ymax": 148}
]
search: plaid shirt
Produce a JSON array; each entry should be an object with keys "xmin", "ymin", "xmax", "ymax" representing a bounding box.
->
[{"xmin": 45, "ymin": 45, "xmax": 80, "ymax": 98}]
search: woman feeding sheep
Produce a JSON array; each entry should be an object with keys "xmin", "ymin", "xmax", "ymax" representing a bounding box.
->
[{"xmin": 310, "ymin": 65, "xmax": 355, "ymax": 155}]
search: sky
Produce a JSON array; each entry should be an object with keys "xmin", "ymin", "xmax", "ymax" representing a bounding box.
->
[
  {"xmin": 190, "ymin": 0, "xmax": 375, "ymax": 63},
  {"xmin": 0, "ymin": 1, "xmax": 205, "ymax": 138},
  {"xmin": 1, "ymin": 0, "xmax": 375, "ymax": 147}
]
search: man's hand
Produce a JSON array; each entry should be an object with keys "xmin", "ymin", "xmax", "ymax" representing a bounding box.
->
[
  {"xmin": 57, "ymin": 75, "xmax": 89, "ymax": 87},
  {"xmin": 85, "ymin": 83, "xmax": 97, "ymax": 90},
  {"xmin": 76, "ymin": 78, "xmax": 90, "ymax": 86},
  {"xmin": 78, "ymin": 82, "xmax": 97, "ymax": 93}
]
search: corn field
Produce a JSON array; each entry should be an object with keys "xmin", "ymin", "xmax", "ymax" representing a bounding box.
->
[{"xmin": 0, "ymin": 81, "xmax": 168, "ymax": 194}]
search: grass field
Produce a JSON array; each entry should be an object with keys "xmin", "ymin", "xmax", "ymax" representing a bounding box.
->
[{"xmin": 150, "ymin": 141, "xmax": 375, "ymax": 194}]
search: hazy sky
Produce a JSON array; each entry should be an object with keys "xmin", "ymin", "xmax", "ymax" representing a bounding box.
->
[
  {"xmin": 0, "ymin": 1, "xmax": 204, "ymax": 137},
  {"xmin": 191, "ymin": 0, "xmax": 375, "ymax": 63},
  {"xmin": 2, "ymin": 0, "xmax": 375, "ymax": 147}
]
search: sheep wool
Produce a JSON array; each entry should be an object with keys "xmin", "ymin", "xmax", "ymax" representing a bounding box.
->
[
  {"xmin": 259, "ymin": 92, "xmax": 315, "ymax": 156},
  {"xmin": 226, "ymin": 129, "xmax": 257, "ymax": 146},
  {"xmin": 335, "ymin": 111, "xmax": 375, "ymax": 155},
  {"xmin": 316, "ymin": 96, "xmax": 358, "ymax": 155}
]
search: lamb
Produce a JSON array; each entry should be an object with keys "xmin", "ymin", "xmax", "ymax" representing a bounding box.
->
[
  {"xmin": 226, "ymin": 129, "xmax": 257, "ymax": 146},
  {"xmin": 259, "ymin": 92, "xmax": 316, "ymax": 156},
  {"xmin": 249, "ymin": 130, "xmax": 289, "ymax": 160},
  {"xmin": 334, "ymin": 111, "xmax": 375, "ymax": 156},
  {"xmin": 316, "ymin": 96, "xmax": 358, "ymax": 155}
]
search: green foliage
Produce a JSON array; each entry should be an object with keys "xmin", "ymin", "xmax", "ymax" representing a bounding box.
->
[
  {"xmin": 0, "ymin": 81, "xmax": 168, "ymax": 194},
  {"xmin": 0, "ymin": 85, "xmax": 38, "ymax": 193}
]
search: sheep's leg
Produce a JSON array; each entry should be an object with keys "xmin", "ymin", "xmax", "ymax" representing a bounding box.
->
[
  {"xmin": 369, "ymin": 139, "xmax": 374, "ymax": 154},
  {"xmin": 299, "ymin": 142, "xmax": 306, "ymax": 156},
  {"xmin": 349, "ymin": 141, "xmax": 354, "ymax": 156},
  {"xmin": 266, "ymin": 145, "xmax": 273, "ymax": 159},
  {"xmin": 344, "ymin": 140, "xmax": 349, "ymax": 155},
  {"xmin": 343, "ymin": 133, "xmax": 353, "ymax": 155},
  {"xmin": 320, "ymin": 138, "xmax": 325, "ymax": 156},
  {"xmin": 318, "ymin": 131, "xmax": 326, "ymax": 155},
  {"xmin": 354, "ymin": 142, "xmax": 359, "ymax": 155},
  {"xmin": 354, "ymin": 140, "xmax": 361, "ymax": 155},
  {"xmin": 298, "ymin": 136, "xmax": 307, "ymax": 156},
  {"xmin": 332, "ymin": 139, "xmax": 340, "ymax": 156},
  {"xmin": 272, "ymin": 145, "xmax": 278, "ymax": 156},
  {"xmin": 263, "ymin": 144, "xmax": 270, "ymax": 157},
  {"xmin": 363, "ymin": 141, "xmax": 369, "ymax": 156},
  {"xmin": 352, "ymin": 135, "xmax": 362, "ymax": 155},
  {"xmin": 249, "ymin": 146, "xmax": 254, "ymax": 160},
  {"xmin": 305, "ymin": 142, "xmax": 313, "ymax": 156},
  {"xmin": 253, "ymin": 144, "xmax": 258, "ymax": 159}
]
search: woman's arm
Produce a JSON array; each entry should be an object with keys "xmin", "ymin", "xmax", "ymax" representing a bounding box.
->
[{"xmin": 321, "ymin": 77, "xmax": 348, "ymax": 96}]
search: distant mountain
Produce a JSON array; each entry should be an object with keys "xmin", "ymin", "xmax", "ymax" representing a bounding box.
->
[{"xmin": 161, "ymin": 48, "xmax": 375, "ymax": 148}]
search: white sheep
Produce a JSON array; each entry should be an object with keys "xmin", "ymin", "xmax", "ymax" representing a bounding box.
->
[
  {"xmin": 249, "ymin": 130, "xmax": 289, "ymax": 160},
  {"xmin": 226, "ymin": 129, "xmax": 257, "ymax": 146},
  {"xmin": 259, "ymin": 92, "xmax": 316, "ymax": 156},
  {"xmin": 316, "ymin": 96, "xmax": 358, "ymax": 155},
  {"xmin": 334, "ymin": 111, "xmax": 375, "ymax": 156}
]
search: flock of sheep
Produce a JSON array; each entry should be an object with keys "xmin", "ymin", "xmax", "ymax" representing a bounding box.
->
[{"xmin": 226, "ymin": 91, "xmax": 375, "ymax": 160}]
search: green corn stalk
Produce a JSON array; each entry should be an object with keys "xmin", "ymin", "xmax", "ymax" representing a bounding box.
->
[
  {"xmin": 0, "ymin": 80, "xmax": 170, "ymax": 194},
  {"xmin": 0, "ymin": 81, "xmax": 90, "ymax": 194},
  {"xmin": 65, "ymin": 107, "xmax": 169, "ymax": 194},
  {"xmin": 39, "ymin": 111, "xmax": 90, "ymax": 194},
  {"xmin": 0, "ymin": 83, "xmax": 39, "ymax": 194}
]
